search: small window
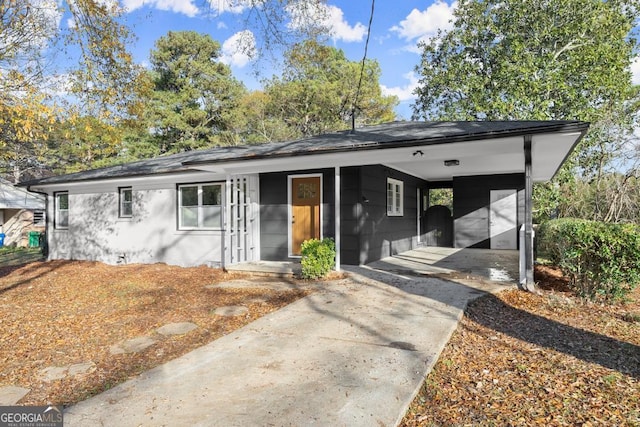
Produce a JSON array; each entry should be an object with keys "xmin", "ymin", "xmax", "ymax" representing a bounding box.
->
[
  {"xmin": 178, "ymin": 183, "xmax": 223, "ymax": 229},
  {"xmin": 119, "ymin": 187, "xmax": 133, "ymax": 218},
  {"xmin": 54, "ymin": 192, "xmax": 69, "ymax": 229},
  {"xmin": 387, "ymin": 178, "xmax": 404, "ymax": 216},
  {"xmin": 33, "ymin": 210, "xmax": 45, "ymax": 225}
]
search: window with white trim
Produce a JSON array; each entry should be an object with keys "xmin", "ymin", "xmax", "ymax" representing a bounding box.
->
[
  {"xmin": 119, "ymin": 187, "xmax": 133, "ymax": 218},
  {"xmin": 178, "ymin": 183, "xmax": 223, "ymax": 229},
  {"xmin": 54, "ymin": 192, "xmax": 69, "ymax": 229},
  {"xmin": 387, "ymin": 178, "xmax": 404, "ymax": 216}
]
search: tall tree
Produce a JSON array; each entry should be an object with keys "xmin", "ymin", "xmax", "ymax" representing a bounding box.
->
[
  {"xmin": 413, "ymin": 0, "xmax": 637, "ymax": 122},
  {"xmin": 264, "ymin": 40, "xmax": 397, "ymax": 137},
  {"xmin": 143, "ymin": 31, "xmax": 247, "ymax": 154},
  {"xmin": 412, "ymin": 0, "xmax": 640, "ymax": 221},
  {"xmin": 0, "ymin": 0, "xmax": 142, "ymax": 180}
]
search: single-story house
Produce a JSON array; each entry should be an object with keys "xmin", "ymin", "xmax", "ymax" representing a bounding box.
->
[
  {"xmin": 20, "ymin": 121, "xmax": 588, "ymax": 286},
  {"xmin": 0, "ymin": 178, "xmax": 46, "ymax": 247}
]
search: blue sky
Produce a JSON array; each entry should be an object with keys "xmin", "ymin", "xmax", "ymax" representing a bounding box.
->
[
  {"xmin": 102, "ymin": 0, "xmax": 461, "ymax": 119},
  {"xmin": 44, "ymin": 0, "xmax": 639, "ymax": 120}
]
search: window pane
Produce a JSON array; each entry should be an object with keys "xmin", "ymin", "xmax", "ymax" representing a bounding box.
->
[
  {"xmin": 120, "ymin": 188, "xmax": 132, "ymax": 217},
  {"xmin": 395, "ymin": 185, "xmax": 401, "ymax": 212},
  {"xmin": 202, "ymin": 185, "xmax": 221, "ymax": 206},
  {"xmin": 181, "ymin": 186, "xmax": 198, "ymax": 206},
  {"xmin": 58, "ymin": 211, "xmax": 69, "ymax": 228},
  {"xmin": 58, "ymin": 193, "xmax": 68, "ymax": 210},
  {"xmin": 122, "ymin": 202, "xmax": 132, "ymax": 217},
  {"xmin": 181, "ymin": 206, "xmax": 198, "ymax": 228},
  {"xmin": 202, "ymin": 206, "xmax": 221, "ymax": 228}
]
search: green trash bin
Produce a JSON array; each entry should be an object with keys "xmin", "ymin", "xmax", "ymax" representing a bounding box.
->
[{"xmin": 29, "ymin": 231, "xmax": 41, "ymax": 248}]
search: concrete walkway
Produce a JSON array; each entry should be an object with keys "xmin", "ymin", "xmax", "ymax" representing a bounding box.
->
[{"xmin": 64, "ymin": 252, "xmax": 515, "ymax": 426}]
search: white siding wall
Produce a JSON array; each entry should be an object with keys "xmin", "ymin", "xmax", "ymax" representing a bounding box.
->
[{"xmin": 46, "ymin": 173, "xmax": 225, "ymax": 267}]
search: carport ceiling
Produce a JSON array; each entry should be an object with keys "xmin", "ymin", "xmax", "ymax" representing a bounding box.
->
[{"xmin": 383, "ymin": 131, "xmax": 582, "ymax": 182}]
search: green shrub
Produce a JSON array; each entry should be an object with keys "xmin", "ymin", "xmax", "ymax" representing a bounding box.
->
[
  {"xmin": 300, "ymin": 238, "xmax": 336, "ymax": 279},
  {"xmin": 537, "ymin": 218, "xmax": 640, "ymax": 302}
]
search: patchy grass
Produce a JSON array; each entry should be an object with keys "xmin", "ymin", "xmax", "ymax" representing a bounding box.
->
[
  {"xmin": 401, "ymin": 265, "xmax": 640, "ymax": 426},
  {"xmin": 0, "ymin": 260, "xmax": 311, "ymax": 406},
  {"xmin": 0, "ymin": 247, "xmax": 44, "ymax": 267}
]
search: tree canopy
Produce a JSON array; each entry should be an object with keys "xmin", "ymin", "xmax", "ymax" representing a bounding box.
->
[
  {"xmin": 142, "ymin": 31, "xmax": 247, "ymax": 154},
  {"xmin": 264, "ymin": 40, "xmax": 397, "ymax": 137},
  {"xmin": 0, "ymin": 0, "xmax": 141, "ymax": 181},
  {"xmin": 413, "ymin": 0, "xmax": 638, "ymax": 122}
]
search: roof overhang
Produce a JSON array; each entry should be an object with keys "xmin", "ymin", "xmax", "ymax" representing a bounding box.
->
[
  {"xmin": 19, "ymin": 121, "xmax": 589, "ymax": 189},
  {"xmin": 189, "ymin": 130, "xmax": 585, "ymax": 182}
]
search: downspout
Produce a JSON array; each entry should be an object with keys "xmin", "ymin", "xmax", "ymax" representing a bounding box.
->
[
  {"xmin": 27, "ymin": 186, "xmax": 49, "ymax": 258},
  {"xmin": 334, "ymin": 166, "xmax": 341, "ymax": 271},
  {"xmin": 523, "ymin": 135, "xmax": 536, "ymax": 292}
]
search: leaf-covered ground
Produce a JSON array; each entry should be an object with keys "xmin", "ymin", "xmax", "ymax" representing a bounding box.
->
[
  {"xmin": 0, "ymin": 260, "xmax": 310, "ymax": 406},
  {"xmin": 402, "ymin": 265, "xmax": 640, "ymax": 426}
]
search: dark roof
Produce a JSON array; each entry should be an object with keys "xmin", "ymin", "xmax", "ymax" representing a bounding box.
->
[{"xmin": 20, "ymin": 120, "xmax": 588, "ymax": 187}]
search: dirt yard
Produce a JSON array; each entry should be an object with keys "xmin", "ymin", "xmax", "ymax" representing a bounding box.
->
[
  {"xmin": 401, "ymin": 265, "xmax": 640, "ymax": 426},
  {"xmin": 0, "ymin": 260, "xmax": 311, "ymax": 406}
]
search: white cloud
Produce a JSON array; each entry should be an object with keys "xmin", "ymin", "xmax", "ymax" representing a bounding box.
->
[
  {"xmin": 288, "ymin": 3, "xmax": 366, "ymax": 43},
  {"xmin": 324, "ymin": 5, "xmax": 366, "ymax": 42},
  {"xmin": 122, "ymin": 0, "xmax": 199, "ymax": 17},
  {"xmin": 391, "ymin": 1, "xmax": 457, "ymax": 45},
  {"xmin": 220, "ymin": 30, "xmax": 256, "ymax": 68},
  {"xmin": 631, "ymin": 56, "xmax": 640, "ymax": 85},
  {"xmin": 381, "ymin": 71, "xmax": 419, "ymax": 102},
  {"xmin": 206, "ymin": 0, "xmax": 248, "ymax": 15}
]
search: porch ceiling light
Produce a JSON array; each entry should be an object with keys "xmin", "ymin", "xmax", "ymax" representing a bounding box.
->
[{"xmin": 444, "ymin": 159, "xmax": 460, "ymax": 167}]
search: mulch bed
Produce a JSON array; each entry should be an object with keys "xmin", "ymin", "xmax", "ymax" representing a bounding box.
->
[
  {"xmin": 401, "ymin": 264, "xmax": 640, "ymax": 426},
  {"xmin": 0, "ymin": 260, "xmax": 310, "ymax": 406}
]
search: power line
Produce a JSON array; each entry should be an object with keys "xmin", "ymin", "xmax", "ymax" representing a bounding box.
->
[{"xmin": 351, "ymin": 0, "xmax": 375, "ymax": 131}]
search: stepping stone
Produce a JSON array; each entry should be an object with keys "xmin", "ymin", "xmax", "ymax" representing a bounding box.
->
[
  {"xmin": 0, "ymin": 385, "xmax": 30, "ymax": 405},
  {"xmin": 67, "ymin": 362, "xmax": 96, "ymax": 376},
  {"xmin": 213, "ymin": 305, "xmax": 249, "ymax": 316},
  {"xmin": 40, "ymin": 362, "xmax": 96, "ymax": 382},
  {"xmin": 156, "ymin": 322, "xmax": 197, "ymax": 336},
  {"xmin": 110, "ymin": 336, "xmax": 157, "ymax": 355},
  {"xmin": 40, "ymin": 366, "xmax": 68, "ymax": 382}
]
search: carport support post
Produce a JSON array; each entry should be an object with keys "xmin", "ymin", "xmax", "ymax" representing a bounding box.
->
[
  {"xmin": 523, "ymin": 136, "xmax": 536, "ymax": 292},
  {"xmin": 334, "ymin": 166, "xmax": 341, "ymax": 271}
]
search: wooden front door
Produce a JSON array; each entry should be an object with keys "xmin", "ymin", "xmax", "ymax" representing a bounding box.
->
[{"xmin": 291, "ymin": 176, "xmax": 321, "ymax": 255}]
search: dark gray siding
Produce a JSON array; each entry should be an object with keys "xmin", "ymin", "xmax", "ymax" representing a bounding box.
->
[
  {"xmin": 341, "ymin": 165, "xmax": 427, "ymax": 265},
  {"xmin": 339, "ymin": 167, "xmax": 362, "ymax": 265},
  {"xmin": 453, "ymin": 173, "xmax": 525, "ymax": 249},
  {"xmin": 259, "ymin": 169, "xmax": 335, "ymax": 261}
]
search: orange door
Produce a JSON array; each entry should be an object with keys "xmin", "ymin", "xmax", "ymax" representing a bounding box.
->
[{"xmin": 291, "ymin": 176, "xmax": 321, "ymax": 255}]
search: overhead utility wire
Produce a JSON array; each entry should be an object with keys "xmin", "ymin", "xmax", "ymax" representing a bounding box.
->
[{"xmin": 351, "ymin": 0, "xmax": 375, "ymax": 132}]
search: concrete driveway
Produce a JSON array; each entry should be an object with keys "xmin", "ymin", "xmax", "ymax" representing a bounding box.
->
[{"xmin": 64, "ymin": 249, "xmax": 516, "ymax": 426}]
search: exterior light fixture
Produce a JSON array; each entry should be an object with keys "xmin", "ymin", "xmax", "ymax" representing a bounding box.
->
[{"xmin": 444, "ymin": 159, "xmax": 460, "ymax": 167}]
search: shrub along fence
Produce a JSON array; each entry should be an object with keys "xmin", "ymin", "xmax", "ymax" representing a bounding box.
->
[{"xmin": 537, "ymin": 218, "xmax": 640, "ymax": 301}]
